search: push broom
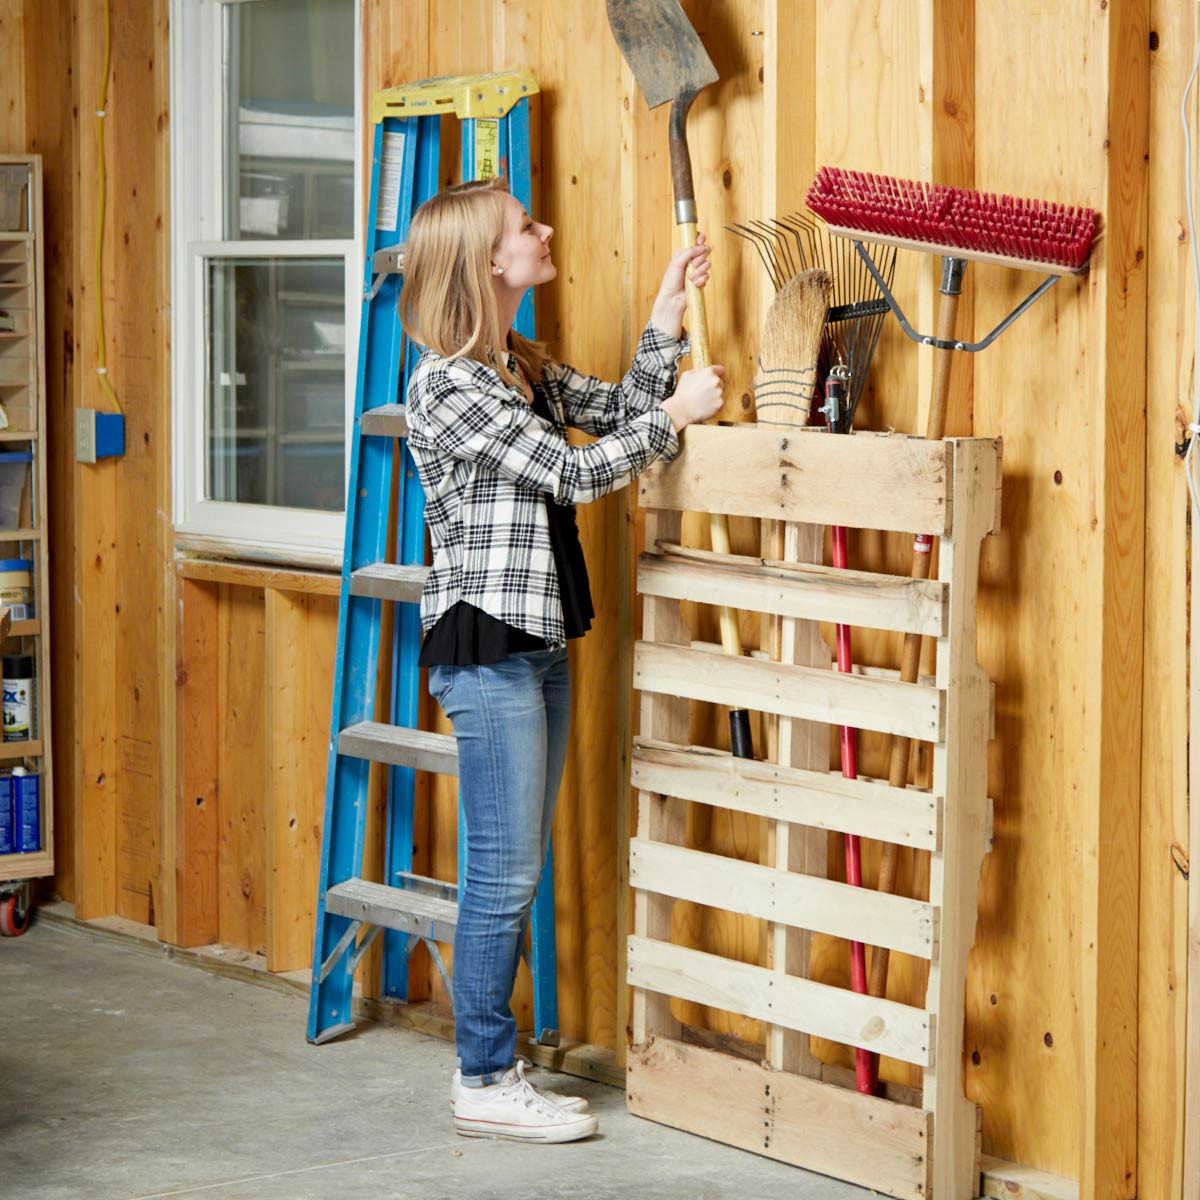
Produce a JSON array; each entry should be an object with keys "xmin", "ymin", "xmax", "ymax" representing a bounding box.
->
[{"xmin": 806, "ymin": 166, "xmax": 1098, "ymax": 1003}]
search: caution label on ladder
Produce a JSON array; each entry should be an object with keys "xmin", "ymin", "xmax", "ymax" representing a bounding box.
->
[
  {"xmin": 475, "ymin": 120, "xmax": 499, "ymax": 181},
  {"xmin": 375, "ymin": 131, "xmax": 407, "ymax": 233}
]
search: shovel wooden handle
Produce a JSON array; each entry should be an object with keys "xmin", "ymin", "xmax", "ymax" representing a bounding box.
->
[{"xmin": 676, "ymin": 221, "xmax": 740, "ymax": 655}]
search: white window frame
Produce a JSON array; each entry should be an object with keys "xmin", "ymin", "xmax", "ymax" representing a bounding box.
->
[{"xmin": 170, "ymin": 0, "xmax": 363, "ymax": 567}]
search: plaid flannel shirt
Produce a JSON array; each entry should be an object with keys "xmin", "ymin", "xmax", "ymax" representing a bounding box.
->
[{"xmin": 406, "ymin": 322, "xmax": 688, "ymax": 646}]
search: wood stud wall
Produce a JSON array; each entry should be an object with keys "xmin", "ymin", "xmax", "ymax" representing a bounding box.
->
[{"xmin": 3, "ymin": 1, "xmax": 1196, "ymax": 1195}]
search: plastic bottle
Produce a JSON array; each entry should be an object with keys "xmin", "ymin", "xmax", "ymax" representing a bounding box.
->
[{"xmin": 12, "ymin": 767, "xmax": 38, "ymax": 853}]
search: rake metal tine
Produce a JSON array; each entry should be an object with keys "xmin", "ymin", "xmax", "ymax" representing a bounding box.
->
[
  {"xmin": 728, "ymin": 221, "xmax": 786, "ymax": 290},
  {"xmin": 748, "ymin": 219, "xmax": 794, "ymax": 282},
  {"xmin": 775, "ymin": 212, "xmax": 821, "ymax": 275}
]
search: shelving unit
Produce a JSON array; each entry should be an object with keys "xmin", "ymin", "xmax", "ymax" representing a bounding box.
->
[
  {"xmin": 0, "ymin": 154, "xmax": 54, "ymax": 890},
  {"xmin": 627, "ymin": 425, "xmax": 1000, "ymax": 1199}
]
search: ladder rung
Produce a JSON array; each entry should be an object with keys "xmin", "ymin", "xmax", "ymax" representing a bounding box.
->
[
  {"xmin": 350, "ymin": 563, "xmax": 429, "ymax": 603},
  {"xmin": 325, "ymin": 877, "xmax": 458, "ymax": 941},
  {"xmin": 339, "ymin": 721, "xmax": 459, "ymax": 775},
  {"xmin": 360, "ymin": 404, "xmax": 409, "ymax": 437}
]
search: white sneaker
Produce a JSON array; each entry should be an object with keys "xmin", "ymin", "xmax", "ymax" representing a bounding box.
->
[
  {"xmin": 451, "ymin": 1065, "xmax": 589, "ymax": 1113},
  {"xmin": 452, "ymin": 1060, "xmax": 599, "ymax": 1143}
]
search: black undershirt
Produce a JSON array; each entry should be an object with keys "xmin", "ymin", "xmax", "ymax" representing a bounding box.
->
[{"xmin": 417, "ymin": 387, "xmax": 594, "ymax": 667}]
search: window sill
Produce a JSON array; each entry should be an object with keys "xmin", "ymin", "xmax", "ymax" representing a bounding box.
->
[{"xmin": 174, "ymin": 531, "xmax": 342, "ymax": 575}]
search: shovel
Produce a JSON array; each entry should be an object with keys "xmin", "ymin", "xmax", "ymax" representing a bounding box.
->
[{"xmin": 607, "ymin": 0, "xmax": 753, "ymax": 759}]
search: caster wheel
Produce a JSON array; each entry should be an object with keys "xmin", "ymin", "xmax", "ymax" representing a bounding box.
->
[{"xmin": 0, "ymin": 892, "xmax": 30, "ymax": 936}]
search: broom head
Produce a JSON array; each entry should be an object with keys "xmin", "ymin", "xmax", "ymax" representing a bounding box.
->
[
  {"xmin": 754, "ymin": 268, "xmax": 832, "ymax": 429},
  {"xmin": 806, "ymin": 165, "xmax": 1097, "ymax": 275}
]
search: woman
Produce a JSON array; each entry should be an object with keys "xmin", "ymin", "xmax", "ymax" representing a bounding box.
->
[{"xmin": 401, "ymin": 177, "xmax": 723, "ymax": 1144}]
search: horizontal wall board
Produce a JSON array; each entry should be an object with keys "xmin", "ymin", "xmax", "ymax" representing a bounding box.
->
[
  {"xmin": 627, "ymin": 935, "xmax": 933, "ymax": 1066},
  {"xmin": 632, "ymin": 739, "xmax": 941, "ymax": 850},
  {"xmin": 639, "ymin": 426, "xmax": 950, "ymax": 535},
  {"xmin": 629, "ymin": 838, "xmax": 937, "ymax": 957},
  {"xmin": 639, "ymin": 545, "xmax": 948, "ymax": 636},
  {"xmin": 627, "ymin": 1036, "xmax": 931, "ymax": 1200},
  {"xmin": 634, "ymin": 641, "xmax": 944, "ymax": 742}
]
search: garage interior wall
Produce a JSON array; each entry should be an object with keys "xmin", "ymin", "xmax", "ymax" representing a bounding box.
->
[{"xmin": 0, "ymin": 2, "xmax": 1194, "ymax": 1197}]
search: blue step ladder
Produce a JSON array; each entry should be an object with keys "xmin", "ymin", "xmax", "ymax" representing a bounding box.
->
[{"xmin": 307, "ymin": 71, "xmax": 560, "ymax": 1048}]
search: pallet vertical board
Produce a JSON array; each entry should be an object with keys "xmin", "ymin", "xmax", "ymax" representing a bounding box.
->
[{"xmin": 629, "ymin": 430, "xmax": 998, "ymax": 1199}]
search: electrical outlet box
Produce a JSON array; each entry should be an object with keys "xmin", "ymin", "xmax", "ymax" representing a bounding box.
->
[{"xmin": 75, "ymin": 409, "xmax": 125, "ymax": 463}]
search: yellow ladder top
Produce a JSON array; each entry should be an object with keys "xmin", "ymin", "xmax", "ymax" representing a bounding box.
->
[{"xmin": 371, "ymin": 71, "xmax": 539, "ymax": 125}]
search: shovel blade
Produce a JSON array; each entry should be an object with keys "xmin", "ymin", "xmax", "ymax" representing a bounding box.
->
[{"xmin": 606, "ymin": 0, "xmax": 719, "ymax": 109}]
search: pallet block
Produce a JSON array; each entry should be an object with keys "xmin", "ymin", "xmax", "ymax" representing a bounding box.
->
[{"xmin": 629, "ymin": 426, "xmax": 1001, "ymax": 1200}]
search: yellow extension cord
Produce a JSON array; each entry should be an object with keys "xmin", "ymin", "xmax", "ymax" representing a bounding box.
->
[{"xmin": 93, "ymin": 0, "xmax": 122, "ymax": 414}]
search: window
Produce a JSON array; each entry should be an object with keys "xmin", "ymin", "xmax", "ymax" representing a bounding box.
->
[{"xmin": 171, "ymin": 0, "xmax": 361, "ymax": 564}]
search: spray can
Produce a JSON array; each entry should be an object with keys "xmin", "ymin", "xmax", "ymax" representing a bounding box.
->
[
  {"xmin": 13, "ymin": 767, "xmax": 38, "ymax": 853},
  {"xmin": 0, "ymin": 773, "xmax": 12, "ymax": 854},
  {"xmin": 2, "ymin": 653, "xmax": 33, "ymax": 742}
]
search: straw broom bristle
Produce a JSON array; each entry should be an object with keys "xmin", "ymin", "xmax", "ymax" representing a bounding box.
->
[{"xmin": 754, "ymin": 268, "xmax": 832, "ymax": 430}]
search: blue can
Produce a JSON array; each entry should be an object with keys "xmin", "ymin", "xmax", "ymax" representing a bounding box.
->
[
  {"xmin": 15, "ymin": 771, "xmax": 38, "ymax": 854},
  {"xmin": 0, "ymin": 774, "xmax": 12, "ymax": 854}
]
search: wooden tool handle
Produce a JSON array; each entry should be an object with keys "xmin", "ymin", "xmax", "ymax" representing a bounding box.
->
[
  {"xmin": 678, "ymin": 220, "xmax": 712, "ymax": 367},
  {"xmin": 869, "ymin": 282, "xmax": 962, "ymax": 1002},
  {"xmin": 675, "ymin": 220, "xmax": 742, "ymax": 659}
]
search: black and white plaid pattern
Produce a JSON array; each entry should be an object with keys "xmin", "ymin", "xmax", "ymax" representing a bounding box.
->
[{"xmin": 406, "ymin": 322, "xmax": 687, "ymax": 646}]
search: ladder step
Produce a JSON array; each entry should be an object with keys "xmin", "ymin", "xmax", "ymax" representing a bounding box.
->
[
  {"xmin": 338, "ymin": 721, "xmax": 459, "ymax": 775},
  {"xmin": 350, "ymin": 562, "xmax": 429, "ymax": 603},
  {"xmin": 325, "ymin": 876, "xmax": 458, "ymax": 941},
  {"xmin": 360, "ymin": 404, "xmax": 409, "ymax": 437}
]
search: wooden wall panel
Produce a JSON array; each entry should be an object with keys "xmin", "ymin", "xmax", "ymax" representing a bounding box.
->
[
  {"xmin": 111, "ymin": 0, "xmax": 167, "ymax": 926},
  {"xmin": 20, "ymin": 1, "xmax": 1193, "ymax": 1192},
  {"xmin": 23, "ymin": 0, "xmax": 78, "ymax": 904},
  {"xmin": 971, "ymin": 4, "xmax": 1147, "ymax": 1190},
  {"xmin": 265, "ymin": 590, "xmax": 337, "ymax": 973},
  {"xmin": 0, "ymin": 1, "xmax": 26, "ymax": 152},
  {"xmin": 72, "ymin": 0, "xmax": 120, "ymax": 921},
  {"xmin": 216, "ymin": 585, "xmax": 267, "ymax": 955},
  {"xmin": 1141, "ymin": 5, "xmax": 1193, "ymax": 1198},
  {"xmin": 536, "ymin": 0, "xmax": 627, "ymax": 1051}
]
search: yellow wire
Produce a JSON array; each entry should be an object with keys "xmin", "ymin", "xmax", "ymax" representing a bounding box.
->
[{"xmin": 94, "ymin": 0, "xmax": 121, "ymax": 414}]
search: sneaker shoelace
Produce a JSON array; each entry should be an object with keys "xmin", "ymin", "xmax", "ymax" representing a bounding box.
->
[{"xmin": 501, "ymin": 1061, "xmax": 567, "ymax": 1119}]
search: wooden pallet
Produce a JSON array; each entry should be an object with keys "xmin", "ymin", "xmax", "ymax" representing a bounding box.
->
[{"xmin": 627, "ymin": 425, "xmax": 1001, "ymax": 1200}]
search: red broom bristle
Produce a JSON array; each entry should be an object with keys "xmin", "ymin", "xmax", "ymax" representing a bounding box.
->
[{"xmin": 806, "ymin": 166, "xmax": 1097, "ymax": 271}]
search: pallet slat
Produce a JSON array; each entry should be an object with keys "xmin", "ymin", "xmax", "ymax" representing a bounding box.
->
[
  {"xmin": 639, "ymin": 546, "xmax": 948, "ymax": 636},
  {"xmin": 629, "ymin": 838, "xmax": 937, "ymax": 958},
  {"xmin": 639, "ymin": 426, "xmax": 951, "ymax": 535},
  {"xmin": 634, "ymin": 641, "xmax": 944, "ymax": 742},
  {"xmin": 627, "ymin": 936, "xmax": 933, "ymax": 1066},
  {"xmin": 632, "ymin": 739, "xmax": 941, "ymax": 851},
  {"xmin": 627, "ymin": 1036, "xmax": 931, "ymax": 1200}
]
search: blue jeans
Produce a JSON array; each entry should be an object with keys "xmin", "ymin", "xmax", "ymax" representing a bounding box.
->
[{"xmin": 427, "ymin": 647, "xmax": 571, "ymax": 1084}]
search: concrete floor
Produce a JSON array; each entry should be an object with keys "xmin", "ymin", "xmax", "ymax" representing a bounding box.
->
[{"xmin": 0, "ymin": 919, "xmax": 878, "ymax": 1200}]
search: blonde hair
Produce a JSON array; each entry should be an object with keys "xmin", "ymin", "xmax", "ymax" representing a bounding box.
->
[{"xmin": 399, "ymin": 177, "xmax": 551, "ymax": 389}]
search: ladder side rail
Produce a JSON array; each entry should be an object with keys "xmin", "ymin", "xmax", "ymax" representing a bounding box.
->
[
  {"xmin": 307, "ymin": 118, "xmax": 420, "ymax": 1043},
  {"xmin": 381, "ymin": 114, "xmax": 444, "ymax": 1001}
]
